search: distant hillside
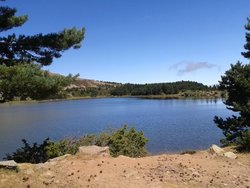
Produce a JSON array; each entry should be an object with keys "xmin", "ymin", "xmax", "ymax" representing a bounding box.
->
[
  {"xmin": 65, "ymin": 79, "xmax": 220, "ymax": 99},
  {"xmin": 64, "ymin": 78, "xmax": 120, "ymax": 97},
  {"xmin": 69, "ymin": 78, "xmax": 120, "ymax": 90},
  {"xmin": 110, "ymin": 81, "xmax": 215, "ymax": 96},
  {"xmin": 66, "ymin": 78, "xmax": 121, "ymax": 90}
]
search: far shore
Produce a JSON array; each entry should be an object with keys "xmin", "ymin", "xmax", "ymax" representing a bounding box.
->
[{"xmin": 0, "ymin": 94, "xmax": 223, "ymax": 105}]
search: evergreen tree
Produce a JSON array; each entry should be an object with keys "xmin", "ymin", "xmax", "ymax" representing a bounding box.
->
[
  {"xmin": 0, "ymin": 2, "xmax": 85, "ymax": 66},
  {"xmin": 0, "ymin": 64, "xmax": 75, "ymax": 102},
  {"xmin": 214, "ymin": 18, "xmax": 250, "ymax": 151},
  {"xmin": 242, "ymin": 18, "xmax": 250, "ymax": 59}
]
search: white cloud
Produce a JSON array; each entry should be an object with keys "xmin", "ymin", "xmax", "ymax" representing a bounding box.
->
[{"xmin": 170, "ymin": 61, "xmax": 217, "ymax": 75}]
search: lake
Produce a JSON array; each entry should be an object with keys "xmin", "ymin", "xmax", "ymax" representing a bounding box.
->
[{"xmin": 0, "ymin": 98, "xmax": 231, "ymax": 159}]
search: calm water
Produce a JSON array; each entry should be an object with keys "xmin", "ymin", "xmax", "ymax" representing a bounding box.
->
[{"xmin": 0, "ymin": 98, "xmax": 231, "ymax": 159}]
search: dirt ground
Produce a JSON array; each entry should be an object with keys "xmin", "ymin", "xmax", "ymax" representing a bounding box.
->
[{"xmin": 0, "ymin": 149, "xmax": 250, "ymax": 188}]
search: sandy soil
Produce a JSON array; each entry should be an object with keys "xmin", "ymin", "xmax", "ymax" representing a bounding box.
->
[{"xmin": 0, "ymin": 149, "xmax": 249, "ymax": 188}]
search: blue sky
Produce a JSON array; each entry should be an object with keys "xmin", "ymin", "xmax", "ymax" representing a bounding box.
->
[{"xmin": 3, "ymin": 0, "xmax": 250, "ymax": 85}]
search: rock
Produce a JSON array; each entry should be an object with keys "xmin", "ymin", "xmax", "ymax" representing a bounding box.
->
[
  {"xmin": 0, "ymin": 160, "xmax": 17, "ymax": 170},
  {"xmin": 224, "ymin": 152, "xmax": 237, "ymax": 159},
  {"xmin": 78, "ymin": 145, "xmax": 110, "ymax": 157},
  {"xmin": 209, "ymin": 144, "xmax": 225, "ymax": 156},
  {"xmin": 48, "ymin": 154, "xmax": 72, "ymax": 162}
]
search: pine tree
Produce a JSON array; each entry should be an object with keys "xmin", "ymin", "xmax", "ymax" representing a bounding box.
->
[
  {"xmin": 0, "ymin": 2, "xmax": 85, "ymax": 66},
  {"xmin": 242, "ymin": 18, "xmax": 250, "ymax": 59},
  {"xmin": 214, "ymin": 18, "xmax": 250, "ymax": 151}
]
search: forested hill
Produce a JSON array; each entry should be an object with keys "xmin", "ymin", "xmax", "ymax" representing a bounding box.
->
[{"xmin": 110, "ymin": 81, "xmax": 214, "ymax": 96}]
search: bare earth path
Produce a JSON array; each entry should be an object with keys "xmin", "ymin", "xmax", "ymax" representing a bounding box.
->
[{"xmin": 1, "ymin": 149, "xmax": 250, "ymax": 188}]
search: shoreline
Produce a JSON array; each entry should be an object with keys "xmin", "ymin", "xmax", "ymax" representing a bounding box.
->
[{"xmin": 0, "ymin": 94, "xmax": 223, "ymax": 105}]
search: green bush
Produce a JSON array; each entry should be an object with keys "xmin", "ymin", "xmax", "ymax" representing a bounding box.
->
[
  {"xmin": 5, "ymin": 138, "xmax": 52, "ymax": 163},
  {"xmin": 237, "ymin": 130, "xmax": 250, "ymax": 152},
  {"xmin": 5, "ymin": 125, "xmax": 148, "ymax": 163},
  {"xmin": 95, "ymin": 132, "xmax": 110, "ymax": 147},
  {"xmin": 45, "ymin": 139, "xmax": 77, "ymax": 159},
  {"xmin": 108, "ymin": 125, "xmax": 148, "ymax": 157}
]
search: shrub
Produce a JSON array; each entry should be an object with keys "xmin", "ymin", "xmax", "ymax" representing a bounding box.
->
[
  {"xmin": 5, "ymin": 125, "xmax": 148, "ymax": 163},
  {"xmin": 108, "ymin": 125, "xmax": 148, "ymax": 157},
  {"xmin": 95, "ymin": 132, "xmax": 110, "ymax": 147},
  {"xmin": 237, "ymin": 130, "xmax": 250, "ymax": 152},
  {"xmin": 45, "ymin": 139, "xmax": 77, "ymax": 159},
  {"xmin": 5, "ymin": 138, "xmax": 52, "ymax": 163}
]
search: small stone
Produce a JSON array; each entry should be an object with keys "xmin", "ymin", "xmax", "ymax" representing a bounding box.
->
[
  {"xmin": 209, "ymin": 145, "xmax": 224, "ymax": 156},
  {"xmin": 78, "ymin": 146, "xmax": 110, "ymax": 157},
  {"xmin": 43, "ymin": 171, "xmax": 54, "ymax": 178},
  {"xmin": 0, "ymin": 160, "xmax": 17, "ymax": 170},
  {"xmin": 224, "ymin": 152, "xmax": 237, "ymax": 159}
]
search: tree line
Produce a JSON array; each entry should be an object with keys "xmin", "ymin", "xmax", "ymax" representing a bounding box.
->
[{"xmin": 110, "ymin": 81, "xmax": 213, "ymax": 96}]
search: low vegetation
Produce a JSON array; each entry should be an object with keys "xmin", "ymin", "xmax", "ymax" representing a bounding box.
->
[
  {"xmin": 4, "ymin": 125, "xmax": 148, "ymax": 163},
  {"xmin": 237, "ymin": 130, "xmax": 250, "ymax": 152}
]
